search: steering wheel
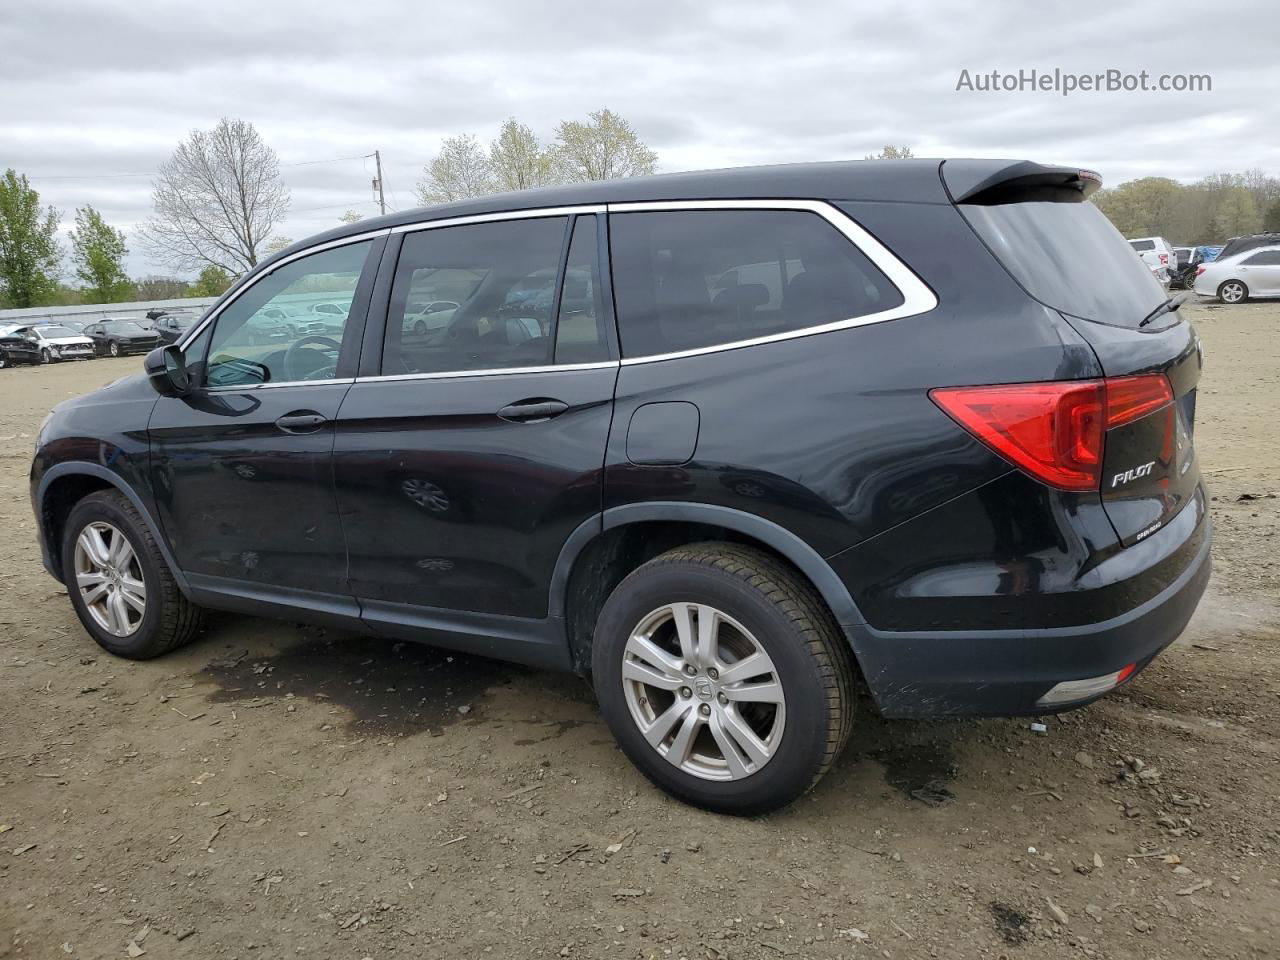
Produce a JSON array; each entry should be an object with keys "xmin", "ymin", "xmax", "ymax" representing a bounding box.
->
[{"xmin": 282, "ymin": 335, "xmax": 341, "ymax": 381}]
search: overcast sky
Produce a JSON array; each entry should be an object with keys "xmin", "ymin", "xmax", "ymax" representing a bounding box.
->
[{"xmin": 3, "ymin": 0, "xmax": 1277, "ymax": 278}]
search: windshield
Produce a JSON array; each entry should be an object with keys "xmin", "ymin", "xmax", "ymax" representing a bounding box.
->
[
  {"xmin": 961, "ymin": 201, "xmax": 1166, "ymax": 328},
  {"xmin": 40, "ymin": 325, "xmax": 80, "ymax": 338}
]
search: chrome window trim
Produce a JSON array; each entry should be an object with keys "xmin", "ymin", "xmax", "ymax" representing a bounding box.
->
[
  {"xmin": 190, "ymin": 198, "xmax": 935, "ymax": 386},
  {"xmin": 604, "ymin": 198, "xmax": 938, "ymax": 365},
  {"xmin": 389, "ymin": 205, "xmax": 606, "ymax": 236},
  {"xmin": 204, "ymin": 377, "xmax": 356, "ymax": 393},
  {"xmin": 355, "ymin": 360, "xmax": 617, "ymax": 384}
]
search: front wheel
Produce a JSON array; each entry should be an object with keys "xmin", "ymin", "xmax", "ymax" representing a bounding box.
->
[
  {"xmin": 61, "ymin": 490, "xmax": 204, "ymax": 659},
  {"xmin": 1219, "ymin": 280, "xmax": 1248, "ymax": 303},
  {"xmin": 40, "ymin": 348, "xmax": 53, "ymax": 364},
  {"xmin": 592, "ymin": 543, "xmax": 855, "ymax": 815},
  {"xmin": 109, "ymin": 341, "xmax": 120, "ymax": 357}
]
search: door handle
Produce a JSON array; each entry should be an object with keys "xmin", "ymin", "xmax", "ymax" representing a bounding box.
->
[
  {"xmin": 497, "ymin": 399, "xmax": 569, "ymax": 423},
  {"xmin": 275, "ymin": 411, "xmax": 328, "ymax": 433}
]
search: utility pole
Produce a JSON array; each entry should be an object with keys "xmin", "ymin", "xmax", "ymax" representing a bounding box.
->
[{"xmin": 372, "ymin": 150, "xmax": 386, "ymax": 215}]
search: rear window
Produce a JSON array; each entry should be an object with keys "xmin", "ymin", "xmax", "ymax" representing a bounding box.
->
[
  {"xmin": 609, "ymin": 209, "xmax": 903, "ymax": 358},
  {"xmin": 1128, "ymin": 239, "xmax": 1155, "ymax": 252},
  {"xmin": 962, "ymin": 201, "xmax": 1166, "ymax": 328}
]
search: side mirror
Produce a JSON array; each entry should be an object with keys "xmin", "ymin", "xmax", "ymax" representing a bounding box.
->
[{"xmin": 144, "ymin": 345, "xmax": 191, "ymax": 396}]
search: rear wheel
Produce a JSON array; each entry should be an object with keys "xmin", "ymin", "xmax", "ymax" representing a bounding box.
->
[
  {"xmin": 109, "ymin": 341, "xmax": 120, "ymax": 357},
  {"xmin": 1219, "ymin": 280, "xmax": 1248, "ymax": 303},
  {"xmin": 592, "ymin": 543, "xmax": 855, "ymax": 815},
  {"xmin": 61, "ymin": 490, "xmax": 204, "ymax": 659}
]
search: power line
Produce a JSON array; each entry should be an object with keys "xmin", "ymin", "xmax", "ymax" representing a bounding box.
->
[{"xmin": 27, "ymin": 153, "xmax": 376, "ymax": 182}]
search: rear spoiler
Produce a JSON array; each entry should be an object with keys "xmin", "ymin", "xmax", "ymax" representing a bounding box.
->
[{"xmin": 941, "ymin": 160, "xmax": 1102, "ymax": 205}]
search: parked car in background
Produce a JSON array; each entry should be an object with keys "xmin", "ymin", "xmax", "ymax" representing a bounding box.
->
[
  {"xmin": 1170, "ymin": 246, "xmax": 1203, "ymax": 289},
  {"xmin": 11, "ymin": 324, "xmax": 95, "ymax": 363},
  {"xmin": 1194, "ymin": 245, "xmax": 1280, "ymax": 302},
  {"xmin": 403, "ymin": 300, "xmax": 459, "ymax": 336},
  {"xmin": 0, "ymin": 330, "xmax": 42, "ymax": 368},
  {"xmin": 34, "ymin": 318, "xmax": 90, "ymax": 334},
  {"xmin": 155, "ymin": 314, "xmax": 197, "ymax": 345},
  {"xmin": 83, "ymin": 319, "xmax": 163, "ymax": 357},
  {"xmin": 1127, "ymin": 236, "xmax": 1176, "ymax": 286},
  {"xmin": 1217, "ymin": 233, "xmax": 1280, "ymax": 263},
  {"xmin": 30, "ymin": 159, "xmax": 1211, "ymax": 814}
]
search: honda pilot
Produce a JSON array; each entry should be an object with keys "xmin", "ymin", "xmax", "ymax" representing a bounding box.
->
[{"xmin": 30, "ymin": 159, "xmax": 1211, "ymax": 814}]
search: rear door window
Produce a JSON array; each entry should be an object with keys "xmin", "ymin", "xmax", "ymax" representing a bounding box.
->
[
  {"xmin": 1242, "ymin": 250, "xmax": 1280, "ymax": 265},
  {"xmin": 962, "ymin": 201, "xmax": 1166, "ymax": 328},
  {"xmin": 383, "ymin": 217, "xmax": 568, "ymax": 375},
  {"xmin": 608, "ymin": 209, "xmax": 903, "ymax": 358}
]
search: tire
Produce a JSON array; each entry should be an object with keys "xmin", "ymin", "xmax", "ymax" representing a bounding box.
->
[
  {"xmin": 414, "ymin": 319, "xmax": 427, "ymax": 336},
  {"xmin": 40, "ymin": 348, "xmax": 53, "ymax": 364},
  {"xmin": 61, "ymin": 490, "xmax": 204, "ymax": 659},
  {"xmin": 0, "ymin": 355, "xmax": 8, "ymax": 370},
  {"xmin": 109, "ymin": 341, "xmax": 120, "ymax": 357},
  {"xmin": 1219, "ymin": 280, "xmax": 1248, "ymax": 303},
  {"xmin": 592, "ymin": 542, "xmax": 855, "ymax": 815}
]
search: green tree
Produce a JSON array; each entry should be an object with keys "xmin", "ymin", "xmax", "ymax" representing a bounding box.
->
[
  {"xmin": 415, "ymin": 134, "xmax": 495, "ymax": 204},
  {"xmin": 69, "ymin": 205, "xmax": 132, "ymax": 303},
  {"xmin": 0, "ymin": 169, "xmax": 61, "ymax": 308},
  {"xmin": 1210, "ymin": 187, "xmax": 1260, "ymax": 239},
  {"xmin": 1092, "ymin": 177, "xmax": 1184, "ymax": 239},
  {"xmin": 338, "ymin": 210, "xmax": 364, "ymax": 224},
  {"xmin": 1263, "ymin": 199, "xmax": 1280, "ymax": 233},
  {"xmin": 187, "ymin": 265, "xmax": 233, "ymax": 298},
  {"xmin": 865, "ymin": 145, "xmax": 915, "ymax": 159},
  {"xmin": 489, "ymin": 118, "xmax": 556, "ymax": 191},
  {"xmin": 553, "ymin": 109, "xmax": 658, "ymax": 182}
]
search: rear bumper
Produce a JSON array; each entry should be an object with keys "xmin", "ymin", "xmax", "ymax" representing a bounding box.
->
[{"xmin": 849, "ymin": 511, "xmax": 1212, "ymax": 718}]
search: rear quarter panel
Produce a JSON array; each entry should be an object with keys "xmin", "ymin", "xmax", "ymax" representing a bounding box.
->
[{"xmin": 604, "ymin": 201, "xmax": 1102, "ymax": 559}]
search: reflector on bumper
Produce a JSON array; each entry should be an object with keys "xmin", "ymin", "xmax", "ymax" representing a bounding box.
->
[{"xmin": 1036, "ymin": 663, "xmax": 1136, "ymax": 707}]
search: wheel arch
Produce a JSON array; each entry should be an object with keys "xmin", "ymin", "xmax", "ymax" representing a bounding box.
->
[
  {"xmin": 550, "ymin": 502, "xmax": 866, "ymax": 673},
  {"xmin": 37, "ymin": 462, "xmax": 189, "ymax": 594}
]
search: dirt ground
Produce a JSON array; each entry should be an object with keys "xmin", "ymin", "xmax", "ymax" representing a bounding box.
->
[{"xmin": 1, "ymin": 299, "xmax": 1277, "ymax": 960}]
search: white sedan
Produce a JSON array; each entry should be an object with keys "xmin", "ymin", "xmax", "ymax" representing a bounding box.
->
[{"xmin": 1194, "ymin": 245, "xmax": 1280, "ymax": 303}]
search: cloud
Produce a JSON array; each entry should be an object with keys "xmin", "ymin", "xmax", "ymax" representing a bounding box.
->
[{"xmin": 3, "ymin": 0, "xmax": 1276, "ymax": 276}]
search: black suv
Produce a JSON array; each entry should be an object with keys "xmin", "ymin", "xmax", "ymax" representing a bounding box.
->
[{"xmin": 30, "ymin": 160, "xmax": 1211, "ymax": 814}]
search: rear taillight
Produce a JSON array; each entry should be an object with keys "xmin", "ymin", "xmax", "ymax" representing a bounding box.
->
[
  {"xmin": 930, "ymin": 375, "xmax": 1174, "ymax": 492},
  {"xmin": 1196, "ymin": 266, "xmax": 1206, "ymax": 275}
]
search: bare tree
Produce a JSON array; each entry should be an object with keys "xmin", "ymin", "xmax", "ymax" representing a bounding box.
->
[
  {"xmin": 263, "ymin": 236, "xmax": 294, "ymax": 256},
  {"xmin": 415, "ymin": 134, "xmax": 495, "ymax": 204},
  {"xmin": 553, "ymin": 109, "xmax": 658, "ymax": 182},
  {"xmin": 140, "ymin": 118, "xmax": 290, "ymax": 275},
  {"xmin": 489, "ymin": 119, "xmax": 556, "ymax": 191},
  {"xmin": 338, "ymin": 210, "xmax": 364, "ymax": 224}
]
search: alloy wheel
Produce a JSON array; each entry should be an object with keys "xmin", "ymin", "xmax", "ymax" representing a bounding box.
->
[
  {"xmin": 1221, "ymin": 281, "xmax": 1245, "ymax": 303},
  {"xmin": 109, "ymin": 341, "xmax": 120, "ymax": 357},
  {"xmin": 621, "ymin": 602, "xmax": 785, "ymax": 781},
  {"xmin": 73, "ymin": 521, "xmax": 146, "ymax": 637}
]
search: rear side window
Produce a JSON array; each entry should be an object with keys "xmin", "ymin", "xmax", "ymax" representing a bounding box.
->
[
  {"xmin": 384, "ymin": 217, "xmax": 568, "ymax": 375},
  {"xmin": 609, "ymin": 209, "xmax": 903, "ymax": 358},
  {"xmin": 1242, "ymin": 250, "xmax": 1280, "ymax": 265},
  {"xmin": 963, "ymin": 201, "xmax": 1166, "ymax": 328},
  {"xmin": 1129, "ymin": 239, "xmax": 1155, "ymax": 252}
]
